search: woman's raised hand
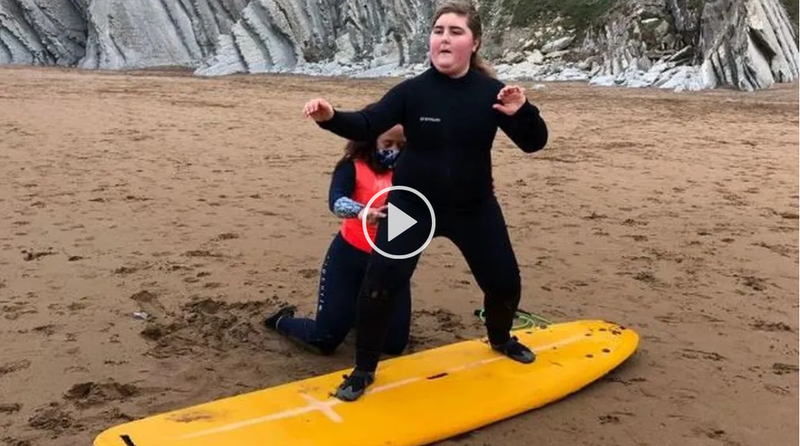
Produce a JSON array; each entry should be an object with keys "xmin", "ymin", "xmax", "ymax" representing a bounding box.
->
[
  {"xmin": 303, "ymin": 98, "xmax": 335, "ymax": 122},
  {"xmin": 492, "ymin": 85, "xmax": 527, "ymax": 115}
]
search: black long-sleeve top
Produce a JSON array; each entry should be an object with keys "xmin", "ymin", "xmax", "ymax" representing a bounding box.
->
[
  {"xmin": 319, "ymin": 66, "xmax": 549, "ymax": 208},
  {"xmin": 327, "ymin": 160, "xmax": 361, "ymax": 218}
]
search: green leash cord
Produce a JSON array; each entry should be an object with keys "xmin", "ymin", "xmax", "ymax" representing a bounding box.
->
[{"xmin": 473, "ymin": 308, "xmax": 553, "ymax": 330}]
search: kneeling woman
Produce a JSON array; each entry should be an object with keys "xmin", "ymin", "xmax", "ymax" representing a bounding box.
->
[{"xmin": 264, "ymin": 106, "xmax": 410, "ymax": 355}]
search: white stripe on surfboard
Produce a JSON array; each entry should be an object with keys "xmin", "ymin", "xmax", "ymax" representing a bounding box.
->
[
  {"xmin": 176, "ymin": 378, "xmax": 422, "ymax": 439},
  {"xmin": 176, "ymin": 333, "xmax": 587, "ymax": 440},
  {"xmin": 301, "ymin": 394, "xmax": 343, "ymax": 423},
  {"xmin": 367, "ymin": 377, "xmax": 420, "ymax": 394}
]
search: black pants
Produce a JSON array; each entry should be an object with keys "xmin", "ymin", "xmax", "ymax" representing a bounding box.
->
[
  {"xmin": 355, "ymin": 192, "xmax": 521, "ymax": 371},
  {"xmin": 277, "ymin": 232, "xmax": 411, "ymax": 355}
]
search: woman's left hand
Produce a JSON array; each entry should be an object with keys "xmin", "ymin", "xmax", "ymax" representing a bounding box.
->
[{"xmin": 493, "ymin": 85, "xmax": 527, "ymax": 115}]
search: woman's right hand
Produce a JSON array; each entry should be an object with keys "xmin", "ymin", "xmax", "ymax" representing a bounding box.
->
[
  {"xmin": 303, "ymin": 98, "xmax": 334, "ymax": 122},
  {"xmin": 358, "ymin": 205, "xmax": 387, "ymax": 225}
]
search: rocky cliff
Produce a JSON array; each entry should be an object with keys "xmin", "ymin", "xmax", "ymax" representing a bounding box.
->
[
  {"xmin": 0, "ymin": 0, "xmax": 797, "ymax": 92},
  {"xmin": 0, "ymin": 0, "xmax": 88, "ymax": 66},
  {"xmin": 0, "ymin": 0, "xmax": 248, "ymax": 68},
  {"xmin": 80, "ymin": 0, "xmax": 249, "ymax": 69},
  {"xmin": 194, "ymin": 0, "xmax": 435, "ymax": 76},
  {"xmin": 576, "ymin": 0, "xmax": 800, "ymax": 90}
]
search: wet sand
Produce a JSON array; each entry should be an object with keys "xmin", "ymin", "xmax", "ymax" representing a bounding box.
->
[{"xmin": 0, "ymin": 66, "xmax": 797, "ymax": 446}]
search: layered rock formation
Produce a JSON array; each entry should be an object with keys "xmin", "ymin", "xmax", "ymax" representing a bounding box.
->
[
  {"xmin": 700, "ymin": 0, "xmax": 799, "ymax": 90},
  {"xmin": 0, "ymin": 0, "xmax": 248, "ymax": 68},
  {"xmin": 580, "ymin": 0, "xmax": 799, "ymax": 91},
  {"xmin": 196, "ymin": 0, "xmax": 435, "ymax": 76},
  {"xmin": 80, "ymin": 0, "xmax": 249, "ymax": 69},
  {"xmin": 0, "ymin": 0, "xmax": 797, "ymax": 92},
  {"xmin": 0, "ymin": 0, "xmax": 87, "ymax": 65}
]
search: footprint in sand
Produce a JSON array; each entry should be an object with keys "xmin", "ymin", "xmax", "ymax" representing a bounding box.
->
[
  {"xmin": 123, "ymin": 195, "xmax": 151, "ymax": 202},
  {"xmin": 64, "ymin": 379, "xmax": 141, "ymax": 409},
  {"xmin": 214, "ymin": 232, "xmax": 239, "ymax": 241},
  {"xmin": 679, "ymin": 348, "xmax": 725, "ymax": 362},
  {"xmin": 140, "ymin": 298, "xmax": 279, "ymax": 358},
  {"xmin": 775, "ymin": 210, "xmax": 798, "ymax": 220},
  {"xmin": 67, "ymin": 301, "xmax": 88, "ymax": 313},
  {"xmin": 621, "ymin": 218, "xmax": 648, "ymax": 227},
  {"xmin": 750, "ymin": 319, "xmax": 795, "ymax": 333},
  {"xmin": 113, "ymin": 266, "xmax": 139, "ymax": 275},
  {"xmin": 21, "ymin": 248, "xmax": 55, "ymax": 261},
  {"xmin": 632, "ymin": 271, "xmax": 658, "ymax": 285},
  {"xmin": 0, "ymin": 403, "xmax": 21, "ymax": 414},
  {"xmin": 582, "ymin": 211, "xmax": 608, "ymax": 221},
  {"xmin": 598, "ymin": 414, "xmax": 621, "ymax": 425},
  {"xmin": 771, "ymin": 363, "xmax": 799, "ymax": 375},
  {"xmin": 734, "ymin": 274, "xmax": 768, "ymax": 292},
  {"xmin": 2, "ymin": 302, "xmax": 38, "ymax": 321},
  {"xmin": 763, "ymin": 383, "xmax": 792, "ymax": 396},
  {"xmin": 27, "ymin": 402, "xmax": 77, "ymax": 433},
  {"xmin": 96, "ymin": 408, "xmax": 135, "ymax": 425},
  {"xmin": 161, "ymin": 262, "xmax": 193, "ymax": 273},
  {"xmin": 600, "ymin": 374, "xmax": 647, "ymax": 387},
  {"xmin": 1, "ymin": 437, "xmax": 32, "ymax": 446},
  {"xmin": 691, "ymin": 427, "xmax": 741, "ymax": 444},
  {"xmin": 410, "ymin": 308, "xmax": 465, "ymax": 345},
  {"xmin": 751, "ymin": 241, "xmax": 797, "ymax": 258},
  {"xmin": 598, "ymin": 411, "xmax": 634, "ymax": 425},
  {"xmin": 655, "ymin": 312, "xmax": 723, "ymax": 324},
  {"xmin": 31, "ymin": 324, "xmax": 58, "ymax": 336},
  {"xmin": 298, "ymin": 268, "xmax": 317, "ymax": 279},
  {"xmin": 184, "ymin": 249, "xmax": 223, "ymax": 259}
]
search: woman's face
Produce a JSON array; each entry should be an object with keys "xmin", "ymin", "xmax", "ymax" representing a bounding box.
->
[
  {"xmin": 377, "ymin": 124, "xmax": 405, "ymax": 151},
  {"xmin": 429, "ymin": 13, "xmax": 478, "ymax": 77}
]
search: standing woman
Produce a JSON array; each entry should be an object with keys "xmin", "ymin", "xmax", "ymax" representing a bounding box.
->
[{"xmin": 303, "ymin": 0, "xmax": 549, "ymax": 401}]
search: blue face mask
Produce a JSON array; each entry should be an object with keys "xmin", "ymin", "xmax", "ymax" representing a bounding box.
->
[{"xmin": 377, "ymin": 148, "xmax": 400, "ymax": 168}]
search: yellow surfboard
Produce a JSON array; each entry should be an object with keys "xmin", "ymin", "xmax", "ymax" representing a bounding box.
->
[{"xmin": 94, "ymin": 319, "xmax": 638, "ymax": 446}]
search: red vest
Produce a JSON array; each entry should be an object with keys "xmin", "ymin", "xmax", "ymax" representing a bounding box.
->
[{"xmin": 340, "ymin": 159, "xmax": 393, "ymax": 253}]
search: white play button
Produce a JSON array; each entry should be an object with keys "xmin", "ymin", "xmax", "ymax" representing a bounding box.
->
[
  {"xmin": 362, "ymin": 186, "xmax": 436, "ymax": 260},
  {"xmin": 387, "ymin": 202, "xmax": 417, "ymax": 241}
]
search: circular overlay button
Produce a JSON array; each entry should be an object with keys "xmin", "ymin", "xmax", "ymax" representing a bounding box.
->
[{"xmin": 362, "ymin": 186, "xmax": 436, "ymax": 260}]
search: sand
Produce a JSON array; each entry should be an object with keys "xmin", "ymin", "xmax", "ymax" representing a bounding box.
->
[{"xmin": 0, "ymin": 66, "xmax": 797, "ymax": 446}]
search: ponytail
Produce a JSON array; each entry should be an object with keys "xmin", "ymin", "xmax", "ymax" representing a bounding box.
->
[{"xmin": 471, "ymin": 52, "xmax": 496, "ymax": 79}]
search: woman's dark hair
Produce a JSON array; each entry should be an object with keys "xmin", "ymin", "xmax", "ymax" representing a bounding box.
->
[{"xmin": 334, "ymin": 102, "xmax": 392, "ymax": 174}]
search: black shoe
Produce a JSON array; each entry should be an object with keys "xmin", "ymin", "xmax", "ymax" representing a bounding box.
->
[
  {"xmin": 333, "ymin": 369, "xmax": 375, "ymax": 402},
  {"xmin": 263, "ymin": 306, "xmax": 296, "ymax": 331},
  {"xmin": 491, "ymin": 336, "xmax": 536, "ymax": 364}
]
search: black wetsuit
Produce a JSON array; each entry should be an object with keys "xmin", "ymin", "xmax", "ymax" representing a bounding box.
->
[{"xmin": 319, "ymin": 66, "xmax": 548, "ymax": 372}]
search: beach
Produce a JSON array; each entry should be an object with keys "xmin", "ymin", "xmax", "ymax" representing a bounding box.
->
[{"xmin": 0, "ymin": 66, "xmax": 797, "ymax": 446}]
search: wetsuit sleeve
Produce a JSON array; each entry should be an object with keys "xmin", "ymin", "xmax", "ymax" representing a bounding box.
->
[
  {"xmin": 317, "ymin": 81, "xmax": 407, "ymax": 142},
  {"xmin": 496, "ymin": 100, "xmax": 549, "ymax": 153},
  {"xmin": 328, "ymin": 160, "xmax": 364, "ymax": 219}
]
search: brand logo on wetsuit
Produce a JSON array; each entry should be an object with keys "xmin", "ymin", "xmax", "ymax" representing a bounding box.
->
[{"xmin": 419, "ymin": 116, "xmax": 441, "ymax": 122}]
